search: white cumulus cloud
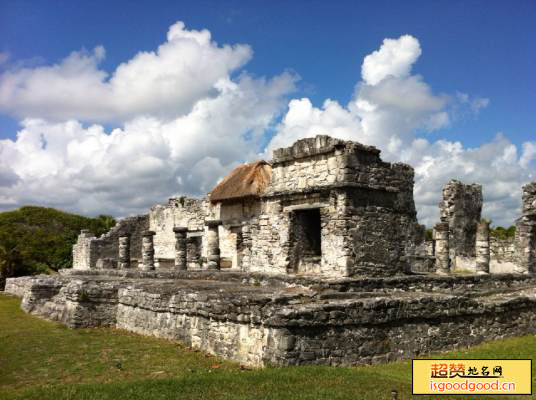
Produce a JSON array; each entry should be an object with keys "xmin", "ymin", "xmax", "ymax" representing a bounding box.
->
[
  {"xmin": 0, "ymin": 22, "xmax": 253, "ymax": 123},
  {"xmin": 361, "ymin": 35, "xmax": 421, "ymax": 85},
  {"xmin": 0, "ymin": 22, "xmax": 296, "ymax": 215}
]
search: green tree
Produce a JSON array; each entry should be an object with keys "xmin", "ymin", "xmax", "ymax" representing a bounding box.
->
[{"xmin": 0, "ymin": 206, "xmax": 116, "ymax": 289}]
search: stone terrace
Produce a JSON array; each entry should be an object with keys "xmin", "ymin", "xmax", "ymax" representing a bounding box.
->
[{"xmin": 7, "ymin": 270, "xmax": 536, "ymax": 367}]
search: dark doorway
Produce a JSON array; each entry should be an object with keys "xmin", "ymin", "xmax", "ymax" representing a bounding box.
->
[
  {"xmin": 186, "ymin": 235, "xmax": 202, "ymax": 267},
  {"xmin": 293, "ymin": 208, "xmax": 322, "ymax": 257}
]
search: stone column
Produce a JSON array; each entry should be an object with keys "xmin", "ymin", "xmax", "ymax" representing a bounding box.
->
[
  {"xmin": 140, "ymin": 230, "xmax": 156, "ymax": 271},
  {"xmin": 434, "ymin": 222, "xmax": 450, "ymax": 274},
  {"xmin": 240, "ymin": 222, "xmax": 251, "ymax": 270},
  {"xmin": 439, "ymin": 180, "xmax": 482, "ymax": 261},
  {"xmin": 514, "ymin": 222, "xmax": 536, "ymax": 274},
  {"xmin": 118, "ymin": 234, "xmax": 131, "ymax": 269},
  {"xmin": 475, "ymin": 221, "xmax": 490, "ymax": 274},
  {"xmin": 514, "ymin": 182, "xmax": 536, "ymax": 274},
  {"xmin": 173, "ymin": 227, "xmax": 188, "ymax": 270},
  {"xmin": 205, "ymin": 220, "xmax": 221, "ymax": 270}
]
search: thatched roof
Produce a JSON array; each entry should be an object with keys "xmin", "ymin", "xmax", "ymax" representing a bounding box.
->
[{"xmin": 209, "ymin": 161, "xmax": 272, "ymax": 203}]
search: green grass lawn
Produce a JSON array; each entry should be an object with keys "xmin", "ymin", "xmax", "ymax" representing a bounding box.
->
[{"xmin": 0, "ymin": 292, "xmax": 534, "ymax": 400}]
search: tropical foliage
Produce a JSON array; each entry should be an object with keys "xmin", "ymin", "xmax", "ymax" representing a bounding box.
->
[
  {"xmin": 0, "ymin": 206, "xmax": 115, "ymax": 289},
  {"xmin": 490, "ymin": 225, "xmax": 516, "ymax": 240}
]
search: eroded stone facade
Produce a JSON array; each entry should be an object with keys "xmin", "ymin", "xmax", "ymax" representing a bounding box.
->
[
  {"xmin": 72, "ymin": 216, "xmax": 148, "ymax": 270},
  {"xmin": 14, "ymin": 135, "xmax": 535, "ymax": 368},
  {"xmin": 8, "ymin": 270, "xmax": 536, "ymax": 367}
]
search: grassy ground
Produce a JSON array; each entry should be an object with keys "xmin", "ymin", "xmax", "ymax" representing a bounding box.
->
[{"xmin": 0, "ymin": 293, "xmax": 534, "ymax": 400}]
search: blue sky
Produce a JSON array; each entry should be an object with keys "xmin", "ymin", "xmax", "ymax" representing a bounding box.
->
[
  {"xmin": 2, "ymin": 0, "xmax": 534, "ymax": 146},
  {"xmin": 0, "ymin": 0, "xmax": 534, "ymax": 226}
]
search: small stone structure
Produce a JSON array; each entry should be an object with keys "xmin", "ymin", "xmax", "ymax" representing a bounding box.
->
[
  {"xmin": 6, "ymin": 135, "xmax": 536, "ymax": 368},
  {"xmin": 72, "ymin": 216, "xmax": 149, "ymax": 270}
]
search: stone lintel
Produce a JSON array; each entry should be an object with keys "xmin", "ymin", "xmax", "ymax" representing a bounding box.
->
[
  {"xmin": 283, "ymin": 203, "xmax": 329, "ymax": 212},
  {"xmin": 434, "ymin": 222, "xmax": 449, "ymax": 232},
  {"xmin": 205, "ymin": 220, "xmax": 222, "ymax": 228}
]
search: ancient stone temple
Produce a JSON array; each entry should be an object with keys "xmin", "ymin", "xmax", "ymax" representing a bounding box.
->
[
  {"xmin": 71, "ymin": 136, "xmax": 420, "ymax": 278},
  {"xmin": 5, "ymin": 135, "xmax": 536, "ymax": 368}
]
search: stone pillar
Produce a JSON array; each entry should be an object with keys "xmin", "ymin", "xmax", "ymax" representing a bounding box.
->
[
  {"xmin": 475, "ymin": 221, "xmax": 490, "ymax": 274},
  {"xmin": 173, "ymin": 227, "xmax": 188, "ymax": 270},
  {"xmin": 514, "ymin": 182, "xmax": 536, "ymax": 274},
  {"xmin": 434, "ymin": 222, "xmax": 450, "ymax": 274},
  {"xmin": 240, "ymin": 222, "xmax": 251, "ymax": 267},
  {"xmin": 118, "ymin": 234, "xmax": 131, "ymax": 269},
  {"xmin": 439, "ymin": 180, "xmax": 482, "ymax": 264},
  {"xmin": 205, "ymin": 220, "xmax": 221, "ymax": 270},
  {"xmin": 140, "ymin": 230, "xmax": 156, "ymax": 271}
]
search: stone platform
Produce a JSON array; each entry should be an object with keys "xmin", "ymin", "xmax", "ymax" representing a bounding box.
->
[{"xmin": 6, "ymin": 270, "xmax": 536, "ymax": 367}]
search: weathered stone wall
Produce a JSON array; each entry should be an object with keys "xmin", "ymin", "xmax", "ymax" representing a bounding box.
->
[
  {"xmin": 439, "ymin": 180, "xmax": 482, "ymax": 262},
  {"xmin": 245, "ymin": 199, "xmax": 289, "ymax": 275},
  {"xmin": 490, "ymin": 237, "xmax": 515, "ymax": 262},
  {"xmin": 242, "ymin": 191, "xmax": 353, "ymax": 277},
  {"xmin": 345, "ymin": 185, "xmax": 416, "ymax": 276},
  {"xmin": 150, "ymin": 197, "xmax": 205, "ymax": 260},
  {"xmin": 72, "ymin": 216, "xmax": 148, "ymax": 269},
  {"xmin": 94, "ymin": 216, "xmax": 149, "ymax": 265},
  {"xmin": 514, "ymin": 182, "xmax": 536, "ymax": 273},
  {"xmin": 8, "ymin": 272, "xmax": 536, "ymax": 367},
  {"xmin": 72, "ymin": 230, "xmax": 97, "ymax": 270},
  {"xmin": 256, "ymin": 136, "xmax": 419, "ymax": 277},
  {"xmin": 286, "ymin": 193, "xmax": 343, "ymax": 276},
  {"xmin": 269, "ymin": 136, "xmax": 415, "ymax": 197},
  {"xmin": 216, "ymin": 199, "xmax": 262, "ymax": 269}
]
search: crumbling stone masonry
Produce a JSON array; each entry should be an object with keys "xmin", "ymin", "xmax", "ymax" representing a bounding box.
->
[
  {"xmin": 439, "ymin": 180, "xmax": 482, "ymax": 268},
  {"xmin": 514, "ymin": 183, "xmax": 536, "ymax": 273},
  {"xmin": 72, "ymin": 229, "xmax": 97, "ymax": 270},
  {"xmin": 149, "ymin": 197, "xmax": 205, "ymax": 261},
  {"xmin": 8, "ymin": 270, "xmax": 536, "ymax": 367},
  {"xmin": 237, "ymin": 136, "xmax": 419, "ymax": 277},
  {"xmin": 72, "ymin": 216, "xmax": 149, "ymax": 270},
  {"xmin": 8, "ymin": 136, "xmax": 536, "ymax": 368}
]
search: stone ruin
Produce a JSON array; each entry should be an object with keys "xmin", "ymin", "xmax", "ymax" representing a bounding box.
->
[
  {"xmin": 515, "ymin": 183, "xmax": 536, "ymax": 273},
  {"xmin": 439, "ymin": 180, "xmax": 483, "ymax": 267},
  {"xmin": 5, "ymin": 135, "xmax": 536, "ymax": 367}
]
